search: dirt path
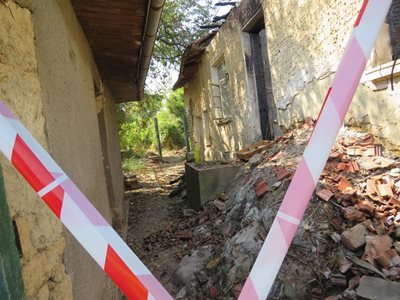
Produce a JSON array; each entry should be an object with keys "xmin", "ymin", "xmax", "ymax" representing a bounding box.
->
[{"xmin": 125, "ymin": 151, "xmax": 191, "ymax": 295}]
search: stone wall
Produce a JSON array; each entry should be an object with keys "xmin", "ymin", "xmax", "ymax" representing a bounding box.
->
[
  {"xmin": 184, "ymin": 0, "xmax": 400, "ymax": 160},
  {"xmin": 0, "ymin": 2, "xmax": 73, "ymax": 298},
  {"xmin": 0, "ymin": 0, "xmax": 125, "ymax": 298},
  {"xmin": 262, "ymin": 0, "xmax": 400, "ymax": 149},
  {"xmin": 184, "ymin": 1, "xmax": 266, "ymax": 161}
]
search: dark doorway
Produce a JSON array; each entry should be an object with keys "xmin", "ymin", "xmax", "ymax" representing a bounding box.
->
[{"xmin": 243, "ymin": 11, "xmax": 278, "ymax": 140}]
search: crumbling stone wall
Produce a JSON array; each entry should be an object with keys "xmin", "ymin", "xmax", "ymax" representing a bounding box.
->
[
  {"xmin": 184, "ymin": 2, "xmax": 265, "ymax": 161},
  {"xmin": 0, "ymin": 2, "xmax": 73, "ymax": 298},
  {"xmin": 0, "ymin": 0, "xmax": 125, "ymax": 299},
  {"xmin": 263, "ymin": 0, "xmax": 400, "ymax": 149}
]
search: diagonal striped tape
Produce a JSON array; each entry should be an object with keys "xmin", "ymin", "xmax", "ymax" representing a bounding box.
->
[
  {"xmin": 0, "ymin": 101, "xmax": 173, "ymax": 300},
  {"xmin": 239, "ymin": 1, "xmax": 393, "ymax": 299}
]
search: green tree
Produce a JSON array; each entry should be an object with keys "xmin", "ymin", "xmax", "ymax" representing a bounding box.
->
[
  {"xmin": 148, "ymin": 0, "xmax": 213, "ymax": 86},
  {"xmin": 118, "ymin": 94, "xmax": 163, "ymax": 157}
]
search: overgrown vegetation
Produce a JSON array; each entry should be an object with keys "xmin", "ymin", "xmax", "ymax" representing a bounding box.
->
[
  {"xmin": 118, "ymin": 0, "xmax": 213, "ymax": 166},
  {"xmin": 118, "ymin": 89, "xmax": 186, "ymax": 159}
]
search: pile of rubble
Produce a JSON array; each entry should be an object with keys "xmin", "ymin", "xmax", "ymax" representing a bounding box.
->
[{"xmin": 169, "ymin": 122, "xmax": 400, "ymax": 300}]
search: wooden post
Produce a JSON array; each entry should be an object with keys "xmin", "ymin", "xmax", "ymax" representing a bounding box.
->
[
  {"xmin": 154, "ymin": 117, "xmax": 163, "ymax": 162},
  {"xmin": 182, "ymin": 113, "xmax": 190, "ymax": 154}
]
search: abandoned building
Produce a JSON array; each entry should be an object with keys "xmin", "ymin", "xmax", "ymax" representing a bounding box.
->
[
  {"xmin": 0, "ymin": 0, "xmax": 163, "ymax": 298},
  {"xmin": 174, "ymin": 0, "xmax": 400, "ymax": 161}
]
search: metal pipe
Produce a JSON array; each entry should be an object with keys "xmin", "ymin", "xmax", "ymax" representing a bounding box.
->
[{"xmin": 136, "ymin": 0, "xmax": 165, "ymax": 100}]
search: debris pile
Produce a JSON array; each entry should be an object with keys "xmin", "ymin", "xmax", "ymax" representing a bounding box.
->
[{"xmin": 169, "ymin": 122, "xmax": 400, "ymax": 300}]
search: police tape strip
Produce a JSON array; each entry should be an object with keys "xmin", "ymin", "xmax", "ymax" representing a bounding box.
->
[
  {"xmin": 0, "ymin": 101, "xmax": 173, "ymax": 300},
  {"xmin": 239, "ymin": 0, "xmax": 393, "ymax": 299}
]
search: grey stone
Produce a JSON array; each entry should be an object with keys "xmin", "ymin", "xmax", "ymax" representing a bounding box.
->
[
  {"xmin": 172, "ymin": 246, "xmax": 214, "ymax": 288},
  {"xmin": 356, "ymin": 276, "xmax": 400, "ymax": 300},
  {"xmin": 241, "ymin": 207, "xmax": 260, "ymax": 228},
  {"xmin": 224, "ymin": 223, "xmax": 262, "ymax": 283},
  {"xmin": 194, "ymin": 225, "xmax": 208, "ymax": 237},
  {"xmin": 249, "ymin": 153, "xmax": 263, "ymax": 165},
  {"xmin": 262, "ymin": 208, "xmax": 274, "ymax": 230},
  {"xmin": 183, "ymin": 208, "xmax": 195, "ymax": 217}
]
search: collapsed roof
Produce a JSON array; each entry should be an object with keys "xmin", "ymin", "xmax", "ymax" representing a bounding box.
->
[{"xmin": 173, "ymin": 33, "xmax": 217, "ymax": 90}]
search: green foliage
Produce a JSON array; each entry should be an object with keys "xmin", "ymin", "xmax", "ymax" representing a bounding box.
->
[
  {"xmin": 155, "ymin": 109, "xmax": 184, "ymax": 150},
  {"xmin": 118, "ymin": 90, "xmax": 186, "ymax": 158},
  {"xmin": 122, "ymin": 157, "xmax": 146, "ymax": 172},
  {"xmin": 166, "ymin": 88, "xmax": 185, "ymax": 120},
  {"xmin": 118, "ymin": 94, "xmax": 162, "ymax": 157},
  {"xmin": 148, "ymin": 0, "xmax": 213, "ymax": 85}
]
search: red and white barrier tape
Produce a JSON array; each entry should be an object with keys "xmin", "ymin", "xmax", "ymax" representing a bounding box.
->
[
  {"xmin": 0, "ymin": 101, "xmax": 173, "ymax": 300},
  {"xmin": 239, "ymin": 1, "xmax": 393, "ymax": 299}
]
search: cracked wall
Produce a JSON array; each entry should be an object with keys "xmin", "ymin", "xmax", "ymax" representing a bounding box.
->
[
  {"xmin": 262, "ymin": 0, "xmax": 400, "ymax": 149},
  {"xmin": 0, "ymin": 0, "xmax": 124, "ymax": 299},
  {"xmin": 0, "ymin": 2, "xmax": 73, "ymax": 299}
]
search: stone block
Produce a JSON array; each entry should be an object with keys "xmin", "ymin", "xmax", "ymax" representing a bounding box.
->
[{"xmin": 185, "ymin": 163, "xmax": 240, "ymax": 209}]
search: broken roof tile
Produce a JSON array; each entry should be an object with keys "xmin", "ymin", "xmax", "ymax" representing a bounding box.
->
[
  {"xmin": 362, "ymin": 235, "xmax": 392, "ymax": 266},
  {"xmin": 338, "ymin": 177, "xmax": 352, "ymax": 193},
  {"xmin": 356, "ymin": 200, "xmax": 375, "ymax": 214},
  {"xmin": 377, "ymin": 183, "xmax": 394, "ymax": 198},
  {"xmin": 316, "ymin": 188, "xmax": 334, "ymax": 201},
  {"xmin": 254, "ymin": 179, "xmax": 268, "ymax": 198},
  {"xmin": 342, "ymin": 206, "xmax": 365, "ymax": 221},
  {"xmin": 275, "ymin": 168, "xmax": 292, "ymax": 181}
]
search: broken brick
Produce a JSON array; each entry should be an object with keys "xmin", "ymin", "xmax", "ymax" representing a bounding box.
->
[
  {"xmin": 254, "ymin": 179, "xmax": 268, "ymax": 198},
  {"xmin": 348, "ymin": 161, "xmax": 360, "ymax": 173},
  {"xmin": 341, "ymin": 220, "xmax": 371, "ymax": 251},
  {"xmin": 209, "ymin": 286, "xmax": 219, "ymax": 298},
  {"xmin": 303, "ymin": 117, "xmax": 315, "ymax": 129},
  {"xmin": 347, "ymin": 146, "xmax": 362, "ymax": 156},
  {"xmin": 348, "ymin": 275, "xmax": 361, "ymax": 290},
  {"xmin": 342, "ymin": 206, "xmax": 365, "ymax": 221},
  {"xmin": 362, "ymin": 235, "xmax": 392, "ymax": 266},
  {"xmin": 332, "ymin": 173, "xmax": 342, "ymax": 183},
  {"xmin": 376, "ymin": 249, "xmax": 400, "ymax": 269},
  {"xmin": 275, "ymin": 168, "xmax": 292, "ymax": 181},
  {"xmin": 316, "ymin": 188, "xmax": 334, "ymax": 201},
  {"xmin": 356, "ymin": 200, "xmax": 375, "ymax": 214},
  {"xmin": 233, "ymin": 283, "xmax": 242, "ymax": 299},
  {"xmin": 337, "ymin": 162, "xmax": 348, "ymax": 171},
  {"xmin": 360, "ymin": 133, "xmax": 374, "ymax": 144},
  {"xmin": 366, "ymin": 179, "xmax": 379, "ymax": 196},
  {"xmin": 338, "ymin": 177, "xmax": 352, "ymax": 193},
  {"xmin": 270, "ymin": 150, "xmax": 283, "ymax": 162},
  {"xmin": 338, "ymin": 256, "xmax": 352, "ymax": 273},
  {"xmin": 330, "ymin": 217, "xmax": 343, "ymax": 230},
  {"xmin": 377, "ymin": 183, "xmax": 394, "ymax": 198}
]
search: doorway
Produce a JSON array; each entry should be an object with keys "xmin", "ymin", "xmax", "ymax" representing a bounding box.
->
[{"xmin": 243, "ymin": 9, "xmax": 278, "ymax": 140}]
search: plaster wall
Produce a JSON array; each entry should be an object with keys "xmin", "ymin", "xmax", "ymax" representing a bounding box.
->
[
  {"xmin": 26, "ymin": 0, "xmax": 120, "ymax": 298},
  {"xmin": 0, "ymin": 0, "xmax": 125, "ymax": 298},
  {"xmin": 262, "ymin": 0, "xmax": 400, "ymax": 149},
  {"xmin": 184, "ymin": 2, "xmax": 264, "ymax": 161},
  {"xmin": 0, "ymin": 2, "xmax": 72, "ymax": 299}
]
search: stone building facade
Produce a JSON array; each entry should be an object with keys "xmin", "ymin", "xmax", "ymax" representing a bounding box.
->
[
  {"xmin": 175, "ymin": 0, "xmax": 400, "ymax": 161},
  {"xmin": 0, "ymin": 0, "xmax": 162, "ymax": 298}
]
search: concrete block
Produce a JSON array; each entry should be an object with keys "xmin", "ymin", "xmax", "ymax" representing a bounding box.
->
[
  {"xmin": 357, "ymin": 276, "xmax": 400, "ymax": 300},
  {"xmin": 185, "ymin": 163, "xmax": 240, "ymax": 210}
]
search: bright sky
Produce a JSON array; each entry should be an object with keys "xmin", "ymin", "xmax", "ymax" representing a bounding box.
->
[{"xmin": 146, "ymin": 0, "xmax": 239, "ymax": 93}]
